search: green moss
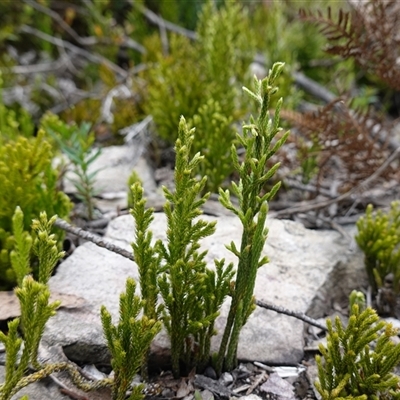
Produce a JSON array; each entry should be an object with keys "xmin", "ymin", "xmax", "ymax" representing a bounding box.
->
[
  {"xmin": 356, "ymin": 202, "xmax": 400, "ymax": 294},
  {"xmin": 316, "ymin": 295, "xmax": 400, "ymax": 399},
  {"xmin": 0, "ymin": 131, "xmax": 72, "ymax": 290},
  {"xmin": 145, "ymin": 1, "xmax": 255, "ymax": 193}
]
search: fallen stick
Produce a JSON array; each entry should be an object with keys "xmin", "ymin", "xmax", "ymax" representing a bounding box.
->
[
  {"xmin": 271, "ymin": 146, "xmax": 400, "ymax": 218},
  {"xmin": 255, "ymin": 300, "xmax": 326, "ymax": 331},
  {"xmin": 54, "ymin": 218, "xmax": 327, "ymax": 331},
  {"xmin": 55, "ymin": 218, "xmax": 134, "ymax": 261}
]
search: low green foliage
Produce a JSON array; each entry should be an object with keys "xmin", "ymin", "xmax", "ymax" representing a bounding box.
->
[
  {"xmin": 129, "ymin": 62, "xmax": 288, "ymax": 376},
  {"xmin": 0, "ymin": 209, "xmax": 63, "ymax": 400},
  {"xmin": 315, "ymin": 291, "xmax": 400, "ymax": 400},
  {"xmin": 130, "ymin": 117, "xmax": 235, "ymax": 377},
  {"xmin": 215, "ymin": 63, "xmax": 289, "ymax": 373},
  {"xmin": 0, "ymin": 130, "xmax": 72, "ymax": 290},
  {"xmin": 101, "ymin": 278, "xmax": 162, "ymax": 400},
  {"xmin": 44, "ymin": 114, "xmax": 102, "ymax": 220},
  {"xmin": 355, "ymin": 202, "xmax": 400, "ymax": 294},
  {"xmin": 0, "ymin": 75, "xmax": 35, "ymax": 141},
  {"xmin": 191, "ymin": 99, "xmax": 236, "ymax": 194},
  {"xmin": 146, "ymin": 0, "xmax": 255, "ymax": 193}
]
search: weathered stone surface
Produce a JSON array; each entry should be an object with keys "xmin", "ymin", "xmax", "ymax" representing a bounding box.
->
[
  {"xmin": 260, "ymin": 372, "xmax": 296, "ymax": 400},
  {"xmin": 63, "ymin": 145, "xmax": 157, "ymax": 212},
  {"xmin": 44, "ymin": 241, "xmax": 137, "ymax": 364},
  {"xmin": 43, "ymin": 211, "xmax": 367, "ymax": 367}
]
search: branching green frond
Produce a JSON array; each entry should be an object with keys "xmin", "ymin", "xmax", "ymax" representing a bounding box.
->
[
  {"xmin": 31, "ymin": 212, "xmax": 65, "ymax": 285},
  {"xmin": 316, "ymin": 293, "xmax": 400, "ymax": 400},
  {"xmin": 216, "ymin": 62, "xmax": 288, "ymax": 374},
  {"xmin": 356, "ymin": 202, "xmax": 400, "ymax": 310},
  {"xmin": 16, "ymin": 275, "xmax": 60, "ymax": 369},
  {"xmin": 10, "ymin": 206, "xmax": 32, "ymax": 286},
  {"xmin": 101, "ymin": 278, "xmax": 161, "ymax": 400}
]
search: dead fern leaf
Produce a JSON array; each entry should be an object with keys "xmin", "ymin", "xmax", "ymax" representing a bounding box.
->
[
  {"xmin": 300, "ymin": 1, "xmax": 400, "ymax": 90},
  {"xmin": 280, "ymin": 100, "xmax": 397, "ymax": 192}
]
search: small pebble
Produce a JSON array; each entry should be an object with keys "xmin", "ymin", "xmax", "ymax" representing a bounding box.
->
[
  {"xmin": 82, "ymin": 364, "xmax": 107, "ymax": 380},
  {"xmin": 199, "ymin": 389, "xmax": 214, "ymax": 400},
  {"xmin": 219, "ymin": 372, "xmax": 234, "ymax": 386}
]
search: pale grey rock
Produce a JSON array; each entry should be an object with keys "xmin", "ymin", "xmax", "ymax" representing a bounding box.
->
[
  {"xmin": 63, "ymin": 145, "xmax": 158, "ymax": 212},
  {"xmin": 260, "ymin": 373, "xmax": 296, "ymax": 400},
  {"xmin": 235, "ymin": 395, "xmax": 263, "ymax": 400},
  {"xmin": 44, "ymin": 212, "xmax": 366, "ymax": 367},
  {"xmin": 198, "ymin": 389, "xmax": 214, "ymax": 400},
  {"xmin": 219, "ymin": 372, "xmax": 234, "ymax": 386},
  {"xmin": 44, "ymin": 241, "xmax": 138, "ymax": 364}
]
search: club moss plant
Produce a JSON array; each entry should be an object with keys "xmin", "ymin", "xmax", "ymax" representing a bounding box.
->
[
  {"xmin": 215, "ymin": 62, "xmax": 289, "ymax": 373},
  {"xmin": 0, "ymin": 130, "xmax": 72, "ymax": 290},
  {"xmin": 130, "ymin": 62, "xmax": 289, "ymax": 376},
  {"xmin": 315, "ymin": 291, "xmax": 400, "ymax": 400},
  {"xmin": 1, "ymin": 208, "xmax": 159, "ymax": 400},
  {"xmin": 3, "ymin": 62, "xmax": 400, "ymax": 398},
  {"xmin": 355, "ymin": 201, "xmax": 400, "ymax": 295},
  {"xmin": 146, "ymin": 0, "xmax": 255, "ymax": 194},
  {"xmin": 130, "ymin": 117, "xmax": 235, "ymax": 377},
  {"xmin": 0, "ymin": 208, "xmax": 64, "ymax": 400}
]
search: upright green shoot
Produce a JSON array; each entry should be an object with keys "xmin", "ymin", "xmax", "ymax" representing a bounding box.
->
[
  {"xmin": 130, "ymin": 183, "xmax": 161, "ymax": 322},
  {"xmin": 129, "ymin": 182, "xmax": 162, "ymax": 378},
  {"xmin": 0, "ymin": 209, "xmax": 63, "ymax": 400},
  {"xmin": 316, "ymin": 292, "xmax": 400, "ymax": 399},
  {"xmin": 216, "ymin": 62, "xmax": 289, "ymax": 373},
  {"xmin": 18, "ymin": 212, "xmax": 63, "ymax": 369},
  {"xmin": 10, "ymin": 206, "xmax": 32, "ymax": 287},
  {"xmin": 156, "ymin": 117, "xmax": 234, "ymax": 377},
  {"xmin": 100, "ymin": 278, "xmax": 161, "ymax": 400},
  {"xmin": 356, "ymin": 201, "xmax": 400, "ymax": 294}
]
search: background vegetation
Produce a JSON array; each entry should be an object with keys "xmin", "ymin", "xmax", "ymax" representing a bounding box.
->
[
  {"xmin": 1, "ymin": 0, "xmax": 399, "ymax": 289},
  {"xmin": 2, "ymin": 0, "xmax": 400, "ymax": 397}
]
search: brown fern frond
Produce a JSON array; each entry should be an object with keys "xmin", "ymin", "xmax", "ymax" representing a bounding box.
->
[
  {"xmin": 300, "ymin": 1, "xmax": 400, "ymax": 90},
  {"xmin": 280, "ymin": 100, "xmax": 398, "ymax": 193},
  {"xmin": 299, "ymin": 7, "xmax": 353, "ymax": 45}
]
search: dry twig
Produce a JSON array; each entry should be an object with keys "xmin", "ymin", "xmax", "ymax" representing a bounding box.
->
[
  {"xmin": 128, "ymin": 1, "xmax": 197, "ymax": 40},
  {"xmin": 54, "ymin": 218, "xmax": 134, "ymax": 261},
  {"xmin": 255, "ymin": 300, "xmax": 327, "ymax": 331},
  {"xmin": 292, "ymin": 71, "xmax": 336, "ymax": 104},
  {"xmin": 19, "ymin": 25, "xmax": 127, "ymax": 78},
  {"xmin": 271, "ymin": 146, "xmax": 400, "ymax": 218},
  {"xmin": 54, "ymin": 218, "xmax": 327, "ymax": 331}
]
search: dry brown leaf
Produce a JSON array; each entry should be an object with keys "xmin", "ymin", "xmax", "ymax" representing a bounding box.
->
[
  {"xmin": 0, "ymin": 291, "xmax": 87, "ymax": 321},
  {"xmin": 176, "ymin": 379, "xmax": 191, "ymax": 399}
]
